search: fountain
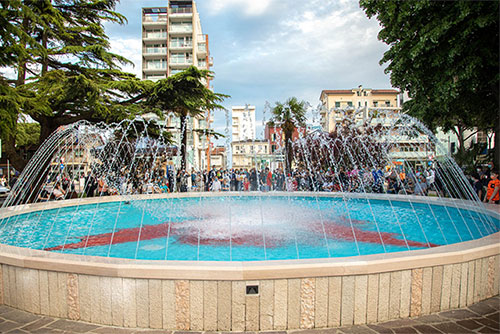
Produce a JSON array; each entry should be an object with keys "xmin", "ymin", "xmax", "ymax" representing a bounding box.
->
[{"xmin": 0, "ymin": 110, "xmax": 498, "ymax": 331}]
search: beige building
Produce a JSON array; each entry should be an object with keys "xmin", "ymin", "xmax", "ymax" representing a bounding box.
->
[
  {"xmin": 231, "ymin": 140, "xmax": 269, "ymax": 169},
  {"xmin": 141, "ymin": 1, "xmax": 213, "ymax": 170},
  {"xmin": 210, "ymin": 146, "xmax": 227, "ymax": 169},
  {"xmin": 231, "ymin": 105, "xmax": 256, "ymax": 142},
  {"xmin": 319, "ymin": 86, "xmax": 399, "ymax": 133},
  {"xmin": 319, "ymin": 86, "xmax": 439, "ymax": 163}
]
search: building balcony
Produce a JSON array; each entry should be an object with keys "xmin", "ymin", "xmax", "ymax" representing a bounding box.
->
[
  {"xmin": 169, "ymin": 43, "xmax": 193, "ymax": 51},
  {"xmin": 169, "ymin": 58, "xmax": 193, "ymax": 66},
  {"xmin": 169, "ymin": 7, "xmax": 193, "ymax": 18},
  {"xmin": 169, "ymin": 26, "xmax": 193, "ymax": 34},
  {"xmin": 144, "ymin": 74, "xmax": 166, "ymax": 81},
  {"xmin": 197, "ymin": 43, "xmax": 207, "ymax": 55},
  {"xmin": 142, "ymin": 16, "xmax": 168, "ymax": 27},
  {"xmin": 142, "ymin": 35, "xmax": 167, "ymax": 43},
  {"xmin": 143, "ymin": 67, "xmax": 167, "ymax": 73},
  {"xmin": 142, "ymin": 50, "xmax": 167, "ymax": 58}
]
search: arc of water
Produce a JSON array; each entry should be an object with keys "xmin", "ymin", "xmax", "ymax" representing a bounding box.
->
[
  {"xmin": 133, "ymin": 121, "xmax": 169, "ymax": 259},
  {"xmin": 39, "ymin": 130, "xmax": 88, "ymax": 252},
  {"xmin": 2, "ymin": 125, "xmax": 73, "ymax": 208},
  {"xmin": 4, "ymin": 127, "xmax": 75, "ymax": 249},
  {"xmin": 164, "ymin": 196, "xmax": 175, "ymax": 260},
  {"xmin": 24, "ymin": 126, "xmax": 105, "ymax": 251},
  {"xmin": 286, "ymin": 194, "xmax": 301, "ymax": 260},
  {"xmin": 83, "ymin": 120, "xmax": 150, "ymax": 256},
  {"xmin": 438, "ymin": 157, "xmax": 489, "ymax": 236},
  {"xmin": 393, "ymin": 117, "xmax": 479, "ymax": 239},
  {"xmin": 402, "ymin": 114, "xmax": 496, "ymax": 234},
  {"xmin": 321, "ymin": 138, "xmax": 361, "ymax": 255},
  {"xmin": 228, "ymin": 201, "xmax": 233, "ymax": 261},
  {"xmin": 393, "ymin": 118, "xmax": 460, "ymax": 244},
  {"xmin": 61, "ymin": 121, "xmax": 137, "ymax": 255},
  {"xmin": 443, "ymin": 157, "xmax": 495, "ymax": 234},
  {"xmin": 134, "ymin": 199, "xmax": 148, "ymax": 259},
  {"xmin": 296, "ymin": 134, "xmax": 331, "ymax": 257},
  {"xmin": 385, "ymin": 117, "xmax": 464, "ymax": 242},
  {"xmin": 258, "ymin": 194, "xmax": 267, "ymax": 260},
  {"xmin": 355, "ymin": 132, "xmax": 410, "ymax": 251},
  {"xmin": 357, "ymin": 116, "xmax": 431, "ymax": 249},
  {"xmin": 339, "ymin": 136, "xmax": 396, "ymax": 252}
]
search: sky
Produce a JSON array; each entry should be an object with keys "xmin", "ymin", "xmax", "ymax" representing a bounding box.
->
[{"xmin": 105, "ymin": 0, "xmax": 393, "ymax": 142}]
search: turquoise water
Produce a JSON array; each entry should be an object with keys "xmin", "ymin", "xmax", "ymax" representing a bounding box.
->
[{"xmin": 0, "ymin": 196, "xmax": 498, "ymax": 261}]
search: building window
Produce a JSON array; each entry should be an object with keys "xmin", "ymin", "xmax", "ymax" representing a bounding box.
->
[
  {"xmin": 145, "ymin": 44, "xmax": 166, "ymax": 54},
  {"xmin": 385, "ymin": 100, "xmax": 391, "ymax": 106},
  {"xmin": 145, "ymin": 29, "xmax": 167, "ymax": 38},
  {"xmin": 373, "ymin": 101, "xmax": 378, "ymax": 107},
  {"xmin": 335, "ymin": 101, "xmax": 340, "ymax": 108},
  {"xmin": 347, "ymin": 101, "xmax": 353, "ymax": 107},
  {"xmin": 358, "ymin": 101, "xmax": 361, "ymax": 107},
  {"xmin": 170, "ymin": 52, "xmax": 192, "ymax": 64},
  {"xmin": 146, "ymin": 59, "xmax": 167, "ymax": 69}
]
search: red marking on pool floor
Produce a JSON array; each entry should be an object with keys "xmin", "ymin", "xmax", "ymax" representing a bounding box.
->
[{"xmin": 44, "ymin": 220, "xmax": 438, "ymax": 251}]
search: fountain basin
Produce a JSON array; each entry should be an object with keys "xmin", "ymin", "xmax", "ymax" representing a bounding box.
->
[
  {"xmin": 0, "ymin": 193, "xmax": 498, "ymax": 330},
  {"xmin": 1, "ymin": 193, "xmax": 498, "ymax": 261}
]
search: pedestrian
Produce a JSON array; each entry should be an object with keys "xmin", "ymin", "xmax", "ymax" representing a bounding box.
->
[{"xmin": 484, "ymin": 170, "xmax": 500, "ymax": 204}]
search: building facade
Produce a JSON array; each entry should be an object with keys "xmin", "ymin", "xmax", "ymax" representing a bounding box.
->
[
  {"xmin": 265, "ymin": 124, "xmax": 307, "ymax": 154},
  {"xmin": 231, "ymin": 140, "xmax": 269, "ymax": 170},
  {"xmin": 231, "ymin": 105, "xmax": 256, "ymax": 142},
  {"xmin": 210, "ymin": 146, "xmax": 227, "ymax": 170},
  {"xmin": 319, "ymin": 85, "xmax": 400, "ymax": 133},
  {"xmin": 319, "ymin": 86, "xmax": 439, "ymax": 164},
  {"xmin": 141, "ymin": 1, "xmax": 213, "ymax": 170}
]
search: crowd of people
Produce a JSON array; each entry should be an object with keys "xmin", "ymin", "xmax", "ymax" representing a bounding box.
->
[
  {"xmin": 2, "ymin": 160, "xmax": 495, "ymax": 205},
  {"xmin": 67, "ymin": 163, "xmax": 498, "ymax": 205}
]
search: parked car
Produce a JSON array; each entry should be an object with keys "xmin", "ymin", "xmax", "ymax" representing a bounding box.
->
[{"xmin": 0, "ymin": 186, "xmax": 10, "ymax": 195}]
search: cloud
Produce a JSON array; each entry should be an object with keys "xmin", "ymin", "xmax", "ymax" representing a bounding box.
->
[
  {"xmin": 109, "ymin": 38, "xmax": 143, "ymax": 79},
  {"xmin": 103, "ymin": 0, "xmax": 392, "ymax": 145},
  {"xmin": 205, "ymin": 0, "xmax": 272, "ymax": 16}
]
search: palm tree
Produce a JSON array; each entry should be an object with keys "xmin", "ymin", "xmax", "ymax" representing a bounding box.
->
[
  {"xmin": 269, "ymin": 97, "xmax": 307, "ymax": 173},
  {"xmin": 146, "ymin": 66, "xmax": 228, "ymax": 170}
]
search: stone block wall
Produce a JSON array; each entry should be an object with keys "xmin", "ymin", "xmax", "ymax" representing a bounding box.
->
[{"xmin": 1, "ymin": 255, "xmax": 498, "ymax": 330}]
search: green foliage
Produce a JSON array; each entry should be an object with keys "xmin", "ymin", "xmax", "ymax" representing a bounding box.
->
[
  {"xmin": 359, "ymin": 0, "xmax": 499, "ymax": 157},
  {"xmin": 0, "ymin": 80, "xmax": 20, "ymax": 141},
  {"xmin": 270, "ymin": 97, "xmax": 308, "ymax": 172},
  {"xmin": 0, "ymin": 0, "xmax": 150, "ymax": 171},
  {"xmin": 453, "ymin": 142, "xmax": 488, "ymax": 173},
  {"xmin": 147, "ymin": 66, "xmax": 228, "ymax": 117},
  {"xmin": 15, "ymin": 123, "xmax": 40, "ymax": 147},
  {"xmin": 146, "ymin": 66, "xmax": 229, "ymax": 169}
]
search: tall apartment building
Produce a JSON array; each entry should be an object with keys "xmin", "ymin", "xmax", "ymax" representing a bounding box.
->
[
  {"xmin": 141, "ymin": 1, "xmax": 214, "ymax": 170},
  {"xmin": 231, "ymin": 105, "xmax": 256, "ymax": 142}
]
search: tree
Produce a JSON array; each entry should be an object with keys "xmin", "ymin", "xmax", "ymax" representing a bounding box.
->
[
  {"xmin": 146, "ymin": 66, "xmax": 228, "ymax": 170},
  {"xmin": 269, "ymin": 97, "xmax": 307, "ymax": 173},
  {"xmin": 0, "ymin": 0, "xmax": 150, "ymax": 171},
  {"xmin": 15, "ymin": 122, "xmax": 40, "ymax": 147},
  {"xmin": 360, "ymin": 0, "xmax": 499, "ymax": 164}
]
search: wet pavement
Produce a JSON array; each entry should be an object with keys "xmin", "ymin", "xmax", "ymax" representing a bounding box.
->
[{"xmin": 0, "ymin": 296, "xmax": 498, "ymax": 333}]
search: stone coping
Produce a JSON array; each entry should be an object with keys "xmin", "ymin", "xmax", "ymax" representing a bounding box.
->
[{"xmin": 0, "ymin": 192, "xmax": 498, "ymax": 280}]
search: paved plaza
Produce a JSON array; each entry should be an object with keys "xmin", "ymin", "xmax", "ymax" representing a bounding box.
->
[{"xmin": 0, "ymin": 296, "xmax": 497, "ymax": 334}]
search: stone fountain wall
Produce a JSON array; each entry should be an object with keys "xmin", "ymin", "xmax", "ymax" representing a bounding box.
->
[{"xmin": 0, "ymin": 253, "xmax": 498, "ymax": 330}]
